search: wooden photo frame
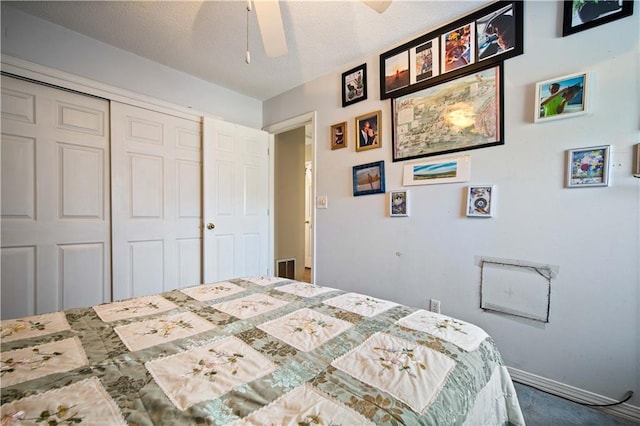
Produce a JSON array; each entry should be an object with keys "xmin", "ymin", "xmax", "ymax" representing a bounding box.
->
[
  {"xmin": 353, "ymin": 161, "xmax": 385, "ymax": 196},
  {"xmin": 466, "ymin": 185, "xmax": 495, "ymax": 217},
  {"xmin": 393, "ymin": 64, "xmax": 502, "ymax": 162},
  {"xmin": 380, "ymin": 1, "xmax": 523, "ymax": 99},
  {"xmin": 563, "ymin": 1, "xmax": 634, "ymax": 37},
  {"xmin": 566, "ymin": 145, "xmax": 610, "ymax": 187},
  {"xmin": 355, "ymin": 110, "xmax": 382, "ymax": 152},
  {"xmin": 535, "ymin": 72, "xmax": 589, "ymax": 123},
  {"xmin": 342, "ymin": 63, "xmax": 367, "ymax": 107},
  {"xmin": 402, "ymin": 155, "xmax": 470, "ymax": 186},
  {"xmin": 330, "ymin": 122, "xmax": 347, "ymax": 150},
  {"xmin": 389, "ymin": 190, "xmax": 409, "ymax": 217}
]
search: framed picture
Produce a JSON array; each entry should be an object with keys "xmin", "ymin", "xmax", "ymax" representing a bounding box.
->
[
  {"xmin": 392, "ymin": 64, "xmax": 502, "ymax": 162},
  {"xmin": 379, "ymin": 1, "xmax": 523, "ymax": 99},
  {"xmin": 353, "ymin": 161, "xmax": 385, "ymax": 196},
  {"xmin": 355, "ymin": 110, "xmax": 382, "ymax": 152},
  {"xmin": 330, "ymin": 122, "xmax": 347, "ymax": 150},
  {"xmin": 402, "ymin": 155, "xmax": 470, "ymax": 186},
  {"xmin": 466, "ymin": 185, "xmax": 495, "ymax": 217},
  {"xmin": 389, "ymin": 190, "xmax": 409, "ymax": 217},
  {"xmin": 535, "ymin": 72, "xmax": 589, "ymax": 123},
  {"xmin": 441, "ymin": 22, "xmax": 476, "ymax": 74},
  {"xmin": 566, "ymin": 145, "xmax": 610, "ymax": 187},
  {"xmin": 342, "ymin": 64, "xmax": 367, "ymax": 107},
  {"xmin": 563, "ymin": 1, "xmax": 634, "ymax": 37}
]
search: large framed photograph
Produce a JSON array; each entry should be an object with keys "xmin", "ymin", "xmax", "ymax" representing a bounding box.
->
[
  {"xmin": 402, "ymin": 155, "xmax": 470, "ymax": 186},
  {"xmin": 535, "ymin": 72, "xmax": 589, "ymax": 123},
  {"xmin": 342, "ymin": 63, "xmax": 367, "ymax": 107},
  {"xmin": 355, "ymin": 110, "xmax": 382, "ymax": 152},
  {"xmin": 379, "ymin": 1, "xmax": 523, "ymax": 100},
  {"xmin": 566, "ymin": 145, "xmax": 610, "ymax": 187},
  {"xmin": 392, "ymin": 64, "xmax": 502, "ymax": 162},
  {"xmin": 563, "ymin": 1, "xmax": 634, "ymax": 37},
  {"xmin": 353, "ymin": 161, "xmax": 385, "ymax": 196},
  {"xmin": 330, "ymin": 122, "xmax": 347, "ymax": 150},
  {"xmin": 389, "ymin": 190, "xmax": 409, "ymax": 217},
  {"xmin": 466, "ymin": 185, "xmax": 495, "ymax": 217}
]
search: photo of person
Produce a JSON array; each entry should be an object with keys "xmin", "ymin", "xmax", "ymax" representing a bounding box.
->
[
  {"xmin": 355, "ymin": 111, "xmax": 382, "ymax": 152},
  {"xmin": 477, "ymin": 4, "xmax": 516, "ymax": 61},
  {"xmin": 536, "ymin": 73, "xmax": 587, "ymax": 121},
  {"xmin": 414, "ymin": 40, "xmax": 438, "ymax": 83},
  {"xmin": 330, "ymin": 122, "xmax": 347, "ymax": 150}
]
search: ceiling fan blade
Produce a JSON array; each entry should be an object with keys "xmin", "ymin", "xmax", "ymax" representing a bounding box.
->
[
  {"xmin": 253, "ymin": 0, "xmax": 288, "ymax": 58},
  {"xmin": 363, "ymin": 0, "xmax": 392, "ymax": 14}
]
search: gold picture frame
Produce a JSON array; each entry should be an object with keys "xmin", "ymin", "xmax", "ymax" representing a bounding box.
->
[
  {"xmin": 355, "ymin": 110, "xmax": 382, "ymax": 152},
  {"xmin": 330, "ymin": 122, "xmax": 347, "ymax": 150}
]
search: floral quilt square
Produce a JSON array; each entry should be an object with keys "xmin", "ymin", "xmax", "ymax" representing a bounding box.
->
[
  {"xmin": 331, "ymin": 332, "xmax": 456, "ymax": 414},
  {"xmin": 145, "ymin": 336, "xmax": 277, "ymax": 411},
  {"xmin": 232, "ymin": 384, "xmax": 374, "ymax": 426},
  {"xmin": 257, "ymin": 308, "xmax": 352, "ymax": 352},
  {"xmin": 212, "ymin": 293, "xmax": 288, "ymax": 320},
  {"xmin": 395, "ymin": 310, "xmax": 489, "ymax": 352},
  {"xmin": 0, "ymin": 377, "xmax": 126, "ymax": 425},
  {"xmin": 180, "ymin": 281, "xmax": 246, "ymax": 302},
  {"xmin": 0, "ymin": 336, "xmax": 88, "ymax": 387},
  {"xmin": 323, "ymin": 293, "xmax": 398, "ymax": 317},
  {"xmin": 93, "ymin": 295, "xmax": 178, "ymax": 322},
  {"xmin": 113, "ymin": 311, "xmax": 216, "ymax": 352},
  {"xmin": 1, "ymin": 311, "xmax": 70, "ymax": 343},
  {"xmin": 275, "ymin": 282, "xmax": 336, "ymax": 298},
  {"xmin": 242, "ymin": 276, "xmax": 289, "ymax": 286}
]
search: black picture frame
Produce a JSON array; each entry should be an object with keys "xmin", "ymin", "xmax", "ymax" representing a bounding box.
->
[
  {"xmin": 562, "ymin": 1, "xmax": 634, "ymax": 37},
  {"xmin": 342, "ymin": 63, "xmax": 367, "ymax": 107},
  {"xmin": 380, "ymin": 1, "xmax": 523, "ymax": 100},
  {"xmin": 392, "ymin": 63, "xmax": 504, "ymax": 162},
  {"xmin": 353, "ymin": 161, "xmax": 385, "ymax": 196}
]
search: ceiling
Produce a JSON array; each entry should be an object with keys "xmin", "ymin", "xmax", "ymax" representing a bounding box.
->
[{"xmin": 5, "ymin": 1, "xmax": 490, "ymax": 101}]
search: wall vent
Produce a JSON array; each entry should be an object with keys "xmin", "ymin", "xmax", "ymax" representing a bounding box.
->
[{"xmin": 276, "ymin": 258, "xmax": 296, "ymax": 279}]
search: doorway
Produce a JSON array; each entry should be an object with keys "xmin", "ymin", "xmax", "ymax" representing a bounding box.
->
[{"xmin": 264, "ymin": 112, "xmax": 316, "ymax": 284}]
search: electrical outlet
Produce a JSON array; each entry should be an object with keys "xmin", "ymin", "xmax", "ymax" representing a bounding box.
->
[{"xmin": 430, "ymin": 299, "xmax": 441, "ymax": 313}]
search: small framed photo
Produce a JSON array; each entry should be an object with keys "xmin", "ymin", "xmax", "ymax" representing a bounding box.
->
[
  {"xmin": 466, "ymin": 185, "xmax": 495, "ymax": 217},
  {"xmin": 330, "ymin": 122, "xmax": 347, "ymax": 150},
  {"xmin": 566, "ymin": 145, "xmax": 611, "ymax": 187},
  {"xmin": 535, "ymin": 72, "xmax": 590, "ymax": 123},
  {"xmin": 441, "ymin": 22, "xmax": 476, "ymax": 74},
  {"xmin": 353, "ymin": 161, "xmax": 385, "ymax": 196},
  {"xmin": 383, "ymin": 51, "xmax": 410, "ymax": 94},
  {"xmin": 342, "ymin": 63, "xmax": 367, "ymax": 107},
  {"xmin": 389, "ymin": 190, "xmax": 409, "ymax": 217},
  {"xmin": 355, "ymin": 110, "xmax": 382, "ymax": 152},
  {"xmin": 563, "ymin": 1, "xmax": 634, "ymax": 37},
  {"xmin": 402, "ymin": 155, "xmax": 470, "ymax": 186}
]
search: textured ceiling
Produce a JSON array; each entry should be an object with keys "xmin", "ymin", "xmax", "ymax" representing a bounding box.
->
[{"xmin": 6, "ymin": 0, "xmax": 490, "ymax": 101}]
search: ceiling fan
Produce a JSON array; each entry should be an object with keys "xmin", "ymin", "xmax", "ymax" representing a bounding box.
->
[{"xmin": 247, "ymin": 0, "xmax": 391, "ymax": 62}]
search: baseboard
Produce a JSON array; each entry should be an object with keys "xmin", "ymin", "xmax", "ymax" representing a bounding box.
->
[{"xmin": 507, "ymin": 367, "xmax": 640, "ymax": 423}]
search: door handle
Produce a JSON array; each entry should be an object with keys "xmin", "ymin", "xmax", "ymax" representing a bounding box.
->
[{"xmin": 206, "ymin": 223, "xmax": 215, "ymax": 230}]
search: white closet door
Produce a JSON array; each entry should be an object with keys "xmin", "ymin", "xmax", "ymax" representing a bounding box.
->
[
  {"xmin": 1, "ymin": 76, "xmax": 111, "ymax": 319},
  {"xmin": 111, "ymin": 102, "xmax": 201, "ymax": 300},
  {"xmin": 203, "ymin": 117, "xmax": 270, "ymax": 282}
]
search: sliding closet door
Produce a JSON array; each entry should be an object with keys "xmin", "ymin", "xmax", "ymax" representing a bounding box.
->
[
  {"xmin": 110, "ymin": 102, "xmax": 201, "ymax": 300},
  {"xmin": 1, "ymin": 76, "xmax": 111, "ymax": 319}
]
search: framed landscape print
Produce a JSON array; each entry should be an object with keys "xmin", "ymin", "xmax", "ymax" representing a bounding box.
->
[
  {"xmin": 566, "ymin": 145, "xmax": 610, "ymax": 187},
  {"xmin": 392, "ymin": 64, "xmax": 503, "ymax": 162},
  {"xmin": 353, "ymin": 161, "xmax": 385, "ymax": 196},
  {"xmin": 342, "ymin": 64, "xmax": 367, "ymax": 107},
  {"xmin": 402, "ymin": 155, "xmax": 470, "ymax": 186},
  {"xmin": 535, "ymin": 72, "xmax": 589, "ymax": 123},
  {"xmin": 383, "ymin": 51, "xmax": 410, "ymax": 95},
  {"xmin": 563, "ymin": 1, "xmax": 634, "ymax": 37}
]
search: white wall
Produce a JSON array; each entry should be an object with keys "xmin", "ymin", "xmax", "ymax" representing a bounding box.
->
[
  {"xmin": 1, "ymin": 5, "xmax": 262, "ymax": 129},
  {"xmin": 264, "ymin": 1, "xmax": 640, "ymax": 407}
]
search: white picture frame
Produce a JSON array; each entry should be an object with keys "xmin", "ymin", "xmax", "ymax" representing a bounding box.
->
[
  {"xmin": 466, "ymin": 185, "xmax": 495, "ymax": 217},
  {"xmin": 389, "ymin": 190, "xmax": 409, "ymax": 217},
  {"xmin": 403, "ymin": 155, "xmax": 470, "ymax": 186},
  {"xmin": 566, "ymin": 145, "xmax": 611, "ymax": 188},
  {"xmin": 534, "ymin": 72, "xmax": 590, "ymax": 123}
]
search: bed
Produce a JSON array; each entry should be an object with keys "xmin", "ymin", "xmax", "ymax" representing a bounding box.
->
[{"xmin": 1, "ymin": 276, "xmax": 524, "ymax": 425}]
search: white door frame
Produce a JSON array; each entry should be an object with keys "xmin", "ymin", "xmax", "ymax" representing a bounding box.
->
[{"xmin": 263, "ymin": 112, "xmax": 317, "ymax": 284}]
